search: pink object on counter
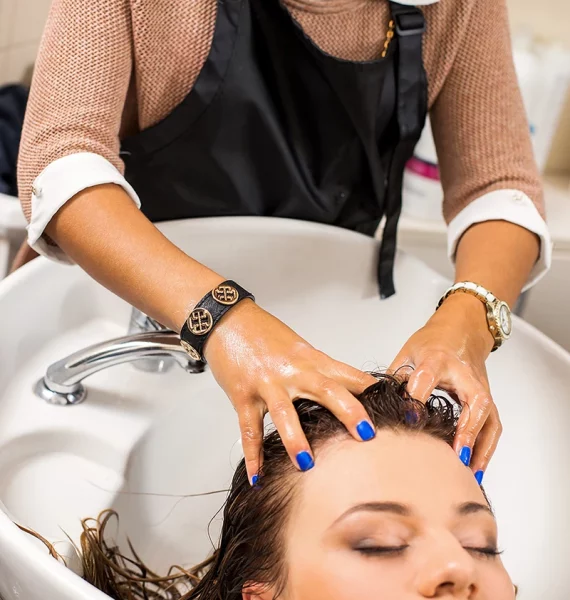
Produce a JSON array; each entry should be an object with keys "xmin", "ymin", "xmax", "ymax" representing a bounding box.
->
[{"xmin": 406, "ymin": 157, "xmax": 440, "ymax": 182}]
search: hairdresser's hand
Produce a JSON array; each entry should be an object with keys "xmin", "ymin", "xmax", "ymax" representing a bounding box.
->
[
  {"xmin": 389, "ymin": 293, "xmax": 500, "ymax": 483},
  {"xmin": 204, "ymin": 299, "xmax": 378, "ymax": 483}
]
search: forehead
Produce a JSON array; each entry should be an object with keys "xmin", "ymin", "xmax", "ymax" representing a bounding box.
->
[{"xmin": 296, "ymin": 431, "xmax": 486, "ymax": 521}]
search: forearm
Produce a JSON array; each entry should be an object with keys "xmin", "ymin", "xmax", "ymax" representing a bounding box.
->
[
  {"xmin": 454, "ymin": 220, "xmax": 540, "ymax": 306},
  {"xmin": 46, "ymin": 184, "xmax": 225, "ymax": 331}
]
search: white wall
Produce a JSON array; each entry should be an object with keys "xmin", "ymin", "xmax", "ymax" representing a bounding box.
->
[{"xmin": 507, "ymin": 0, "xmax": 570, "ymax": 175}]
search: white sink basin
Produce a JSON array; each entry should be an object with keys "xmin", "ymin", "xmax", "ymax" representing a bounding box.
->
[{"xmin": 0, "ymin": 217, "xmax": 568, "ymax": 600}]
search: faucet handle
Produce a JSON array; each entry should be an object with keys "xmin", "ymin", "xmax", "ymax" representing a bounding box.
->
[
  {"xmin": 129, "ymin": 308, "xmax": 168, "ymax": 334},
  {"xmin": 128, "ymin": 308, "xmax": 174, "ymax": 373}
]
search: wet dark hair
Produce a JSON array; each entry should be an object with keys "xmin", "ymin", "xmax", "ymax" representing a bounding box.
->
[
  {"xmin": 75, "ymin": 373, "xmax": 461, "ymax": 599},
  {"xmin": 190, "ymin": 373, "xmax": 458, "ymax": 599}
]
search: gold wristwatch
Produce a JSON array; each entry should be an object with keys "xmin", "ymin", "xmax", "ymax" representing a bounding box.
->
[{"xmin": 437, "ymin": 282, "xmax": 512, "ymax": 352}]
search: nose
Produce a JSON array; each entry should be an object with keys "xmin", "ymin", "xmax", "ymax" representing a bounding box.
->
[{"xmin": 415, "ymin": 533, "xmax": 477, "ymax": 598}]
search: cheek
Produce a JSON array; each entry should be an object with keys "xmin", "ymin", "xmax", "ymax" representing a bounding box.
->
[
  {"xmin": 285, "ymin": 549, "xmax": 413, "ymax": 600},
  {"xmin": 478, "ymin": 562, "xmax": 516, "ymax": 600},
  {"xmin": 284, "ymin": 552, "xmax": 516, "ymax": 600}
]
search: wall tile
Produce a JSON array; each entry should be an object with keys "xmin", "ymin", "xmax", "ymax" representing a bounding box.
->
[
  {"xmin": 0, "ymin": 0, "xmax": 17, "ymax": 49},
  {"xmin": 507, "ymin": 0, "xmax": 570, "ymax": 48},
  {"xmin": 11, "ymin": 0, "xmax": 51, "ymax": 47},
  {"xmin": 546, "ymin": 93, "xmax": 570, "ymax": 175},
  {"xmin": 0, "ymin": 48, "xmax": 8, "ymax": 86},
  {"xmin": 4, "ymin": 42, "xmax": 38, "ymax": 85}
]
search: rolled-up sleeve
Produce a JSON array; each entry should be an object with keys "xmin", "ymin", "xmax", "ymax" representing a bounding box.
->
[
  {"xmin": 17, "ymin": 0, "xmax": 138, "ymax": 263},
  {"xmin": 429, "ymin": 0, "xmax": 552, "ymax": 289}
]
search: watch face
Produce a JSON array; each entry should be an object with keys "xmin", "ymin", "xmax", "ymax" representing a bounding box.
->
[{"xmin": 498, "ymin": 303, "xmax": 512, "ymax": 337}]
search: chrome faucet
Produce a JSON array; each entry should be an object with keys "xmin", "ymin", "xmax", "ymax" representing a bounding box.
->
[{"xmin": 35, "ymin": 326, "xmax": 204, "ymax": 406}]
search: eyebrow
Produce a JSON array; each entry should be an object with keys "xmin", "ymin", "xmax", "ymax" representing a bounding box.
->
[
  {"xmin": 457, "ymin": 502, "xmax": 495, "ymax": 518},
  {"xmin": 332, "ymin": 502, "xmax": 411, "ymax": 526},
  {"xmin": 332, "ymin": 501, "xmax": 495, "ymax": 526}
]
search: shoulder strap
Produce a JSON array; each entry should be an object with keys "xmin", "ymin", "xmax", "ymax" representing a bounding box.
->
[
  {"xmin": 378, "ymin": 2, "xmax": 428, "ymax": 298},
  {"xmin": 390, "ymin": 2, "xmax": 428, "ymax": 141}
]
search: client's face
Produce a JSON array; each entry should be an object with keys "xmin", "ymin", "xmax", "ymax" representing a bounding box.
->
[{"xmin": 279, "ymin": 431, "xmax": 514, "ymax": 599}]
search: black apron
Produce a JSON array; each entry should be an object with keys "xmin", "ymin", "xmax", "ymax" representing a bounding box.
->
[{"xmin": 122, "ymin": 0, "xmax": 427, "ymax": 298}]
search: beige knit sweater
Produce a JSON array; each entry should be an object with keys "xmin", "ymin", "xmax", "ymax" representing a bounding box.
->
[{"xmin": 18, "ymin": 0, "xmax": 545, "ymax": 229}]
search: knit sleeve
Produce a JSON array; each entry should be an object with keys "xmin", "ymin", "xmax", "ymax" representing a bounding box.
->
[
  {"xmin": 429, "ymin": 0, "xmax": 546, "ymax": 225},
  {"xmin": 17, "ymin": 0, "xmax": 134, "ymax": 223}
]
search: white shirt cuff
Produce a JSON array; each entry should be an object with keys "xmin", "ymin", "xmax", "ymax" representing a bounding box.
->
[
  {"xmin": 26, "ymin": 152, "xmax": 141, "ymax": 264},
  {"xmin": 447, "ymin": 189, "xmax": 552, "ymax": 292}
]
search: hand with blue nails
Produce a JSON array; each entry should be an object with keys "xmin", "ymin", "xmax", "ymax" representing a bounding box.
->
[
  {"xmin": 204, "ymin": 300, "xmax": 378, "ymax": 484},
  {"xmin": 389, "ymin": 291, "xmax": 502, "ymax": 485},
  {"xmin": 389, "ymin": 216, "xmax": 542, "ymax": 485}
]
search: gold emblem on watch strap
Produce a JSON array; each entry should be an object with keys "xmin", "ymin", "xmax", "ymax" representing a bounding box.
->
[
  {"xmin": 187, "ymin": 307, "xmax": 213, "ymax": 335},
  {"xmin": 212, "ymin": 283, "xmax": 239, "ymax": 305},
  {"xmin": 180, "ymin": 340, "xmax": 202, "ymax": 361}
]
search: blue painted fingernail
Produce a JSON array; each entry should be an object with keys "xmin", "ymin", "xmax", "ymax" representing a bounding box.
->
[
  {"xmin": 405, "ymin": 410, "xmax": 418, "ymax": 425},
  {"xmin": 459, "ymin": 446, "xmax": 471, "ymax": 466},
  {"xmin": 296, "ymin": 451, "xmax": 315, "ymax": 472},
  {"xmin": 251, "ymin": 474, "xmax": 259, "ymax": 486},
  {"xmin": 356, "ymin": 420, "xmax": 375, "ymax": 441},
  {"xmin": 475, "ymin": 470, "xmax": 484, "ymax": 486}
]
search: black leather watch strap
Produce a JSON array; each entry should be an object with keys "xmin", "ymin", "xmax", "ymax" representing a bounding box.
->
[{"xmin": 179, "ymin": 280, "xmax": 255, "ymax": 362}]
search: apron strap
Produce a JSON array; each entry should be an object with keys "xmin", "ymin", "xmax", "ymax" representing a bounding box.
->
[{"xmin": 378, "ymin": 2, "xmax": 428, "ymax": 299}]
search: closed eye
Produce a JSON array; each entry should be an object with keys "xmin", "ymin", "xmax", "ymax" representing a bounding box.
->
[
  {"xmin": 355, "ymin": 545, "xmax": 409, "ymax": 557},
  {"xmin": 464, "ymin": 546, "xmax": 503, "ymax": 559}
]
